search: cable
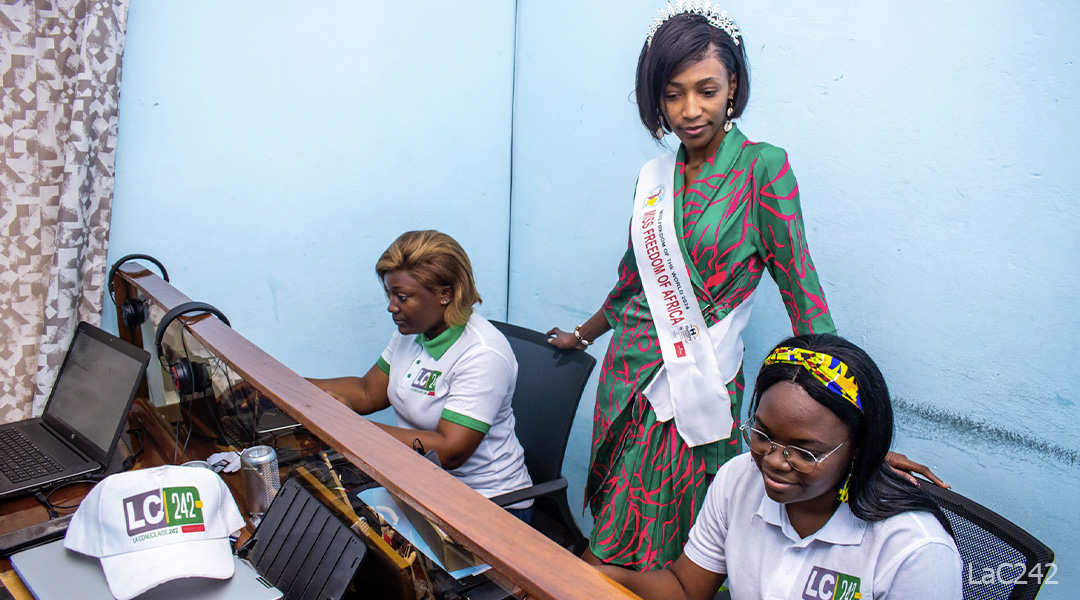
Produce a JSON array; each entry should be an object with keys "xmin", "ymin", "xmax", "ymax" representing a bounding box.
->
[
  {"xmin": 195, "ymin": 350, "xmax": 235, "ymax": 446},
  {"xmin": 36, "ymin": 427, "xmax": 147, "ymax": 516},
  {"xmin": 120, "ymin": 427, "xmax": 145, "ymax": 472},
  {"xmin": 41, "ymin": 477, "xmax": 105, "ymax": 513},
  {"xmin": 215, "ymin": 354, "xmax": 257, "ymax": 445},
  {"xmin": 270, "ymin": 430, "xmax": 320, "ymax": 453},
  {"xmin": 172, "ymin": 327, "xmax": 196, "ymax": 463},
  {"xmin": 34, "ymin": 491, "xmax": 58, "ymax": 519}
]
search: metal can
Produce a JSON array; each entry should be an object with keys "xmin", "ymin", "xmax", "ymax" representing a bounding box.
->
[{"xmin": 240, "ymin": 445, "xmax": 280, "ymax": 516}]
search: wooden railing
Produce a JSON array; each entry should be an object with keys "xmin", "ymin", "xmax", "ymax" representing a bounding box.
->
[{"xmin": 112, "ymin": 263, "xmax": 637, "ymax": 600}]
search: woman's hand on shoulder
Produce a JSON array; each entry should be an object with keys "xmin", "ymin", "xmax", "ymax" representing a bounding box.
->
[
  {"xmin": 885, "ymin": 451, "xmax": 950, "ymax": 489},
  {"xmin": 546, "ymin": 327, "xmax": 586, "ymax": 351}
]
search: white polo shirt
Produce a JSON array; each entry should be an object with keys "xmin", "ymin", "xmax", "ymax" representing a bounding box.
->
[
  {"xmin": 684, "ymin": 453, "xmax": 962, "ymax": 600},
  {"xmin": 378, "ymin": 312, "xmax": 532, "ymax": 506}
]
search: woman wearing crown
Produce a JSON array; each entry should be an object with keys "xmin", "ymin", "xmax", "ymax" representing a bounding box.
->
[{"xmin": 548, "ymin": 3, "xmax": 942, "ymax": 570}]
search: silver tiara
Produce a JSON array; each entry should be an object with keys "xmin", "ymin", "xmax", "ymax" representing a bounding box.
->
[{"xmin": 646, "ymin": 1, "xmax": 741, "ymax": 48}]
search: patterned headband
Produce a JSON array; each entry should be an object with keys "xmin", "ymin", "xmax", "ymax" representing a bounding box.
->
[{"xmin": 764, "ymin": 347, "xmax": 862, "ymax": 411}]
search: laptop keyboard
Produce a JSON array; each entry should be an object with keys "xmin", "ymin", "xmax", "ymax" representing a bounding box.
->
[
  {"xmin": 220, "ymin": 416, "xmax": 254, "ymax": 449},
  {"xmin": 0, "ymin": 428, "xmax": 63, "ymax": 483}
]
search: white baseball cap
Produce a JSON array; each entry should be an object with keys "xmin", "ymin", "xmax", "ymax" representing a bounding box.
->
[{"xmin": 64, "ymin": 465, "xmax": 245, "ymax": 600}]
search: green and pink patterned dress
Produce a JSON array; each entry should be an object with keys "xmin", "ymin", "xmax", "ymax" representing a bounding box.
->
[{"xmin": 588, "ymin": 125, "xmax": 835, "ymax": 570}]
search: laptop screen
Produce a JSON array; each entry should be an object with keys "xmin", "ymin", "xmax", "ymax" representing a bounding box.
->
[{"xmin": 45, "ymin": 324, "xmax": 149, "ymax": 456}]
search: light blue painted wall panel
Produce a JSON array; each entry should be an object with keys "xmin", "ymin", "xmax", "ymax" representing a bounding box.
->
[{"xmin": 107, "ymin": 1, "xmax": 516, "ymax": 386}]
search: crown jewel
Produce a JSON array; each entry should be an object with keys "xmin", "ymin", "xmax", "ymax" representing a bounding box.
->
[{"xmin": 646, "ymin": 1, "xmax": 741, "ymax": 48}]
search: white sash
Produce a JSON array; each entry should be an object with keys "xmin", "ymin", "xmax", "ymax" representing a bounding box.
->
[{"xmin": 631, "ymin": 152, "xmax": 756, "ymax": 447}]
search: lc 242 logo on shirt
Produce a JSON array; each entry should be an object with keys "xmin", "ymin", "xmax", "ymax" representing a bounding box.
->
[
  {"xmin": 802, "ymin": 566, "xmax": 862, "ymax": 600},
  {"xmin": 410, "ymin": 368, "xmax": 442, "ymax": 395}
]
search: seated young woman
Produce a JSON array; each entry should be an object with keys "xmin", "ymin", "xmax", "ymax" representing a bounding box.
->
[
  {"xmin": 309, "ymin": 230, "xmax": 534, "ymax": 521},
  {"xmin": 600, "ymin": 333, "xmax": 961, "ymax": 599}
]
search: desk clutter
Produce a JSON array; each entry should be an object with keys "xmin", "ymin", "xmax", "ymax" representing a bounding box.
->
[
  {"xmin": 12, "ymin": 465, "xmax": 281, "ymax": 600},
  {"xmin": 259, "ymin": 455, "xmax": 518, "ymax": 600},
  {"xmin": 5, "ymin": 453, "xmax": 519, "ymax": 600}
]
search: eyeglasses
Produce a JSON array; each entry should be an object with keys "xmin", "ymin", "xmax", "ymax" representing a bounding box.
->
[{"xmin": 739, "ymin": 420, "xmax": 848, "ymax": 474}]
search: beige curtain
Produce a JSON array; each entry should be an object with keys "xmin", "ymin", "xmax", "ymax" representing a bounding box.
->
[{"xmin": 0, "ymin": 0, "xmax": 129, "ymax": 422}]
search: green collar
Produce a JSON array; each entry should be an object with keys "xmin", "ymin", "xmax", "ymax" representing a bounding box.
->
[{"xmin": 416, "ymin": 324, "xmax": 465, "ymax": 360}]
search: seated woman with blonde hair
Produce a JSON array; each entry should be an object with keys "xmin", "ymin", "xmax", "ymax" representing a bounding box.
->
[
  {"xmin": 601, "ymin": 333, "xmax": 961, "ymax": 599},
  {"xmin": 310, "ymin": 230, "xmax": 533, "ymax": 520}
]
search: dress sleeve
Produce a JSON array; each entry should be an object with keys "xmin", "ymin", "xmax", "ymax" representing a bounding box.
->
[
  {"xmin": 752, "ymin": 146, "xmax": 835, "ymax": 335},
  {"xmin": 601, "ymin": 229, "xmax": 644, "ymax": 328}
]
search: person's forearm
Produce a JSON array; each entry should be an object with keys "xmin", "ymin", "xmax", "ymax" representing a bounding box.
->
[
  {"xmin": 576, "ymin": 308, "xmax": 611, "ymax": 344},
  {"xmin": 308, "ymin": 376, "xmax": 376, "ymax": 414},
  {"xmin": 596, "ymin": 565, "xmax": 689, "ymax": 600},
  {"xmin": 547, "ymin": 306, "xmax": 612, "ymax": 350},
  {"xmin": 373, "ymin": 423, "xmax": 474, "ymax": 469}
]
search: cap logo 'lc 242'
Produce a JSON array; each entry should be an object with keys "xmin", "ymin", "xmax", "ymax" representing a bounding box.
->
[{"xmin": 123, "ymin": 486, "xmax": 205, "ymax": 537}]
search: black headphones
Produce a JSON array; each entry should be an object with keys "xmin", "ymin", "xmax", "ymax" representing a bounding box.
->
[
  {"xmin": 154, "ymin": 302, "xmax": 231, "ymax": 396},
  {"xmin": 107, "ymin": 254, "xmax": 169, "ymax": 328}
]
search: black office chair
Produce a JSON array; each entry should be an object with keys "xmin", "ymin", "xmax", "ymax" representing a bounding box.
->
[
  {"xmin": 921, "ymin": 481, "xmax": 1055, "ymax": 600},
  {"xmin": 488, "ymin": 320, "xmax": 597, "ymax": 555}
]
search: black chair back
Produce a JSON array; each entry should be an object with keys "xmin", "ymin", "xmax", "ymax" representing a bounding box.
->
[
  {"xmin": 922, "ymin": 483, "xmax": 1054, "ymax": 600},
  {"xmin": 491, "ymin": 320, "xmax": 596, "ymax": 553},
  {"xmin": 492, "ymin": 321, "xmax": 595, "ymax": 486}
]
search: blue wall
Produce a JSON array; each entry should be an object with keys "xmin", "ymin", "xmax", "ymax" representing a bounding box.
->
[
  {"xmin": 106, "ymin": 1, "xmax": 517, "ymax": 383},
  {"xmin": 108, "ymin": 1, "xmax": 1078, "ymax": 596}
]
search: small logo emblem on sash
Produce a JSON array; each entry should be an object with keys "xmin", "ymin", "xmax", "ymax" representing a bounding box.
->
[
  {"xmin": 645, "ymin": 185, "xmax": 665, "ymax": 207},
  {"xmin": 670, "ymin": 324, "xmax": 700, "ymax": 342}
]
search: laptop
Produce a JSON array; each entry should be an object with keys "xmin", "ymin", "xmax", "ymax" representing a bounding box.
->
[
  {"xmin": 218, "ymin": 386, "xmax": 300, "ymax": 448},
  {"xmin": 0, "ymin": 322, "xmax": 150, "ymax": 499},
  {"xmin": 239, "ymin": 396, "xmax": 301, "ymax": 437},
  {"xmin": 11, "ymin": 538, "xmax": 283, "ymax": 600}
]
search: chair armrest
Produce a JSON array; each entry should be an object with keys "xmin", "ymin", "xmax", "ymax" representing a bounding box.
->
[{"xmin": 490, "ymin": 477, "xmax": 568, "ymax": 507}]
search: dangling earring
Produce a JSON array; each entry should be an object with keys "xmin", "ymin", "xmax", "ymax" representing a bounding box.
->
[
  {"xmin": 837, "ymin": 463, "xmax": 854, "ymax": 503},
  {"xmin": 723, "ymin": 101, "xmax": 734, "ymax": 133}
]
